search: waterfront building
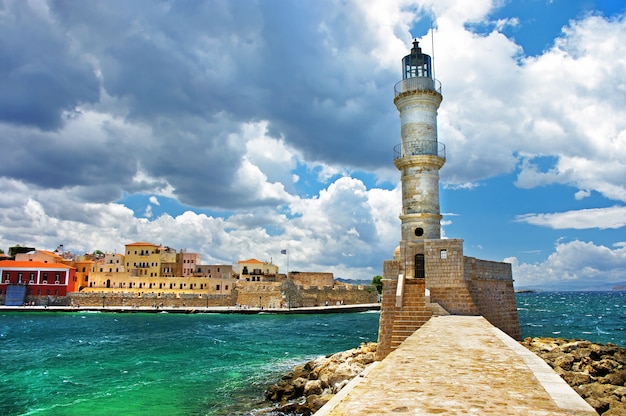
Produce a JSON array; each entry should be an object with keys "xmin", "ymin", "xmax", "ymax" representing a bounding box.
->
[
  {"xmin": 69, "ymin": 258, "xmax": 93, "ymax": 293},
  {"xmin": 0, "ymin": 260, "xmax": 75, "ymax": 305},
  {"xmin": 0, "ymin": 242, "xmax": 377, "ymax": 308},
  {"xmin": 377, "ymin": 40, "xmax": 520, "ymax": 359},
  {"xmin": 124, "ymin": 242, "xmax": 176, "ymax": 277},
  {"xmin": 176, "ymin": 251, "xmax": 201, "ymax": 277},
  {"xmin": 96, "ymin": 253, "xmax": 125, "ymax": 273},
  {"xmin": 15, "ymin": 249, "xmax": 65, "ymax": 264},
  {"xmin": 237, "ymin": 258, "xmax": 279, "ymax": 282},
  {"xmin": 194, "ymin": 264, "xmax": 234, "ymax": 279}
]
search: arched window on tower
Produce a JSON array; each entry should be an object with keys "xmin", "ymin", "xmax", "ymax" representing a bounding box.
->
[{"xmin": 414, "ymin": 254, "xmax": 425, "ymax": 279}]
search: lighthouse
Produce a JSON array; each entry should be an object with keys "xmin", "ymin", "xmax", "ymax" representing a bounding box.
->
[
  {"xmin": 376, "ymin": 39, "xmax": 521, "ymax": 360},
  {"xmin": 394, "ymin": 40, "xmax": 445, "ymax": 277}
]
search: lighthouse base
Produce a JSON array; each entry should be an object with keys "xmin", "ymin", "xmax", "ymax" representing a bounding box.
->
[{"xmin": 376, "ymin": 238, "xmax": 521, "ymax": 360}]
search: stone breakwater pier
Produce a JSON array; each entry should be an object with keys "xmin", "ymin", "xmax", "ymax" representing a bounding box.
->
[{"xmin": 315, "ymin": 316, "xmax": 597, "ymax": 416}]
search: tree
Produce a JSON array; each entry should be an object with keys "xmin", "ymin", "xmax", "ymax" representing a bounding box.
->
[{"xmin": 372, "ymin": 275, "xmax": 383, "ymax": 294}]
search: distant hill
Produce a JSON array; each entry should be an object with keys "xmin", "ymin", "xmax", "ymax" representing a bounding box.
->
[
  {"xmin": 336, "ymin": 277, "xmax": 372, "ymax": 286},
  {"xmin": 515, "ymin": 280, "xmax": 626, "ymax": 292}
]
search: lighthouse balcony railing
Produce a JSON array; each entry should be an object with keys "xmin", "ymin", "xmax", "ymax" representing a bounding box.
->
[
  {"xmin": 394, "ymin": 141, "xmax": 446, "ymax": 160},
  {"xmin": 394, "ymin": 77, "xmax": 442, "ymax": 96}
]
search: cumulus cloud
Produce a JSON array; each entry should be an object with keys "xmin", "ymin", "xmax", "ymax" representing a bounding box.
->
[
  {"xmin": 509, "ymin": 239, "xmax": 626, "ymax": 289},
  {"xmin": 0, "ymin": 176, "xmax": 399, "ymax": 279},
  {"xmin": 516, "ymin": 206, "xmax": 626, "ymax": 230}
]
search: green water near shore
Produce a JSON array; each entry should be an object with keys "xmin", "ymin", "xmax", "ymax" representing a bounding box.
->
[{"xmin": 0, "ymin": 311, "xmax": 380, "ymax": 416}]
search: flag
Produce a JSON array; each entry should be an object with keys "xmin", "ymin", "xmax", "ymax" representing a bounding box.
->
[{"xmin": 281, "ymin": 249, "xmax": 287, "ymax": 255}]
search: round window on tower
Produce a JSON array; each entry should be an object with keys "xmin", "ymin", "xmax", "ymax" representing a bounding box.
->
[{"xmin": 415, "ymin": 227, "xmax": 424, "ymax": 237}]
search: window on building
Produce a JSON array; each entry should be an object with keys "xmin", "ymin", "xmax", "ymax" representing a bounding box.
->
[
  {"xmin": 440, "ymin": 249, "xmax": 447, "ymax": 259},
  {"xmin": 225, "ymin": 285, "xmax": 229, "ymax": 290},
  {"xmin": 414, "ymin": 254, "xmax": 425, "ymax": 279},
  {"xmin": 216, "ymin": 285, "xmax": 220, "ymax": 291}
]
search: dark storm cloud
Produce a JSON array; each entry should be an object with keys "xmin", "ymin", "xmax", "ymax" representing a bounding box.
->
[
  {"xmin": 0, "ymin": 124, "xmax": 139, "ymax": 197},
  {"xmin": 0, "ymin": 1, "xmax": 100, "ymax": 130},
  {"xmin": 0, "ymin": 0, "xmax": 399, "ymax": 208}
]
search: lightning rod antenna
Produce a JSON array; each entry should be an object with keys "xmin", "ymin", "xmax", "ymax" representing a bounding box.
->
[{"xmin": 431, "ymin": 20, "xmax": 436, "ymax": 80}]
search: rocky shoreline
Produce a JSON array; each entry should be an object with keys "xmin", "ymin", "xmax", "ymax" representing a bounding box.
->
[
  {"xmin": 521, "ymin": 337, "xmax": 626, "ymax": 416},
  {"xmin": 264, "ymin": 338, "xmax": 626, "ymax": 415},
  {"xmin": 264, "ymin": 342, "xmax": 377, "ymax": 415}
]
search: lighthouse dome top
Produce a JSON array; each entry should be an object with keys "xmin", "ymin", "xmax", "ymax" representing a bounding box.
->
[
  {"xmin": 402, "ymin": 40, "xmax": 432, "ymax": 79},
  {"xmin": 395, "ymin": 39, "xmax": 441, "ymax": 96}
]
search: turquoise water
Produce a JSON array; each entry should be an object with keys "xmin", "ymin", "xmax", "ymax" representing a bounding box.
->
[
  {"xmin": 517, "ymin": 291, "xmax": 626, "ymax": 346},
  {"xmin": 2, "ymin": 291, "xmax": 625, "ymax": 415},
  {"xmin": 0, "ymin": 311, "xmax": 380, "ymax": 416}
]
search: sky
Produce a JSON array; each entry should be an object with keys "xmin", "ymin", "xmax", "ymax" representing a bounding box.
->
[{"xmin": 1, "ymin": 0, "xmax": 625, "ymax": 291}]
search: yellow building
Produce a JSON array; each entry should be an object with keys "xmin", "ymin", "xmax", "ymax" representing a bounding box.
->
[
  {"xmin": 83, "ymin": 271, "xmax": 235, "ymax": 296},
  {"xmin": 79, "ymin": 242, "xmax": 236, "ymax": 299},
  {"xmin": 124, "ymin": 242, "xmax": 176, "ymax": 277},
  {"xmin": 237, "ymin": 258, "xmax": 279, "ymax": 282}
]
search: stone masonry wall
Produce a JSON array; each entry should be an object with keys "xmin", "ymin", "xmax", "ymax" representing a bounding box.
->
[
  {"xmin": 235, "ymin": 281, "xmax": 378, "ymax": 309},
  {"xmin": 465, "ymin": 257, "xmax": 521, "ymax": 340},
  {"xmin": 377, "ymin": 259, "xmax": 401, "ymax": 360},
  {"xmin": 424, "ymin": 239, "xmax": 479, "ymax": 315},
  {"xmin": 69, "ymin": 292, "xmax": 235, "ymax": 308},
  {"xmin": 289, "ymin": 272, "xmax": 334, "ymax": 287}
]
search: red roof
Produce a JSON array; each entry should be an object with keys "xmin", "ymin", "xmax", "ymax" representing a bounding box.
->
[
  {"xmin": 126, "ymin": 242, "xmax": 157, "ymax": 246},
  {"xmin": 237, "ymin": 258, "xmax": 264, "ymax": 264},
  {"xmin": 0, "ymin": 260, "xmax": 73, "ymax": 269}
]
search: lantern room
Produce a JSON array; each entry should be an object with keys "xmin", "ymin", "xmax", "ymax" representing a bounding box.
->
[{"xmin": 402, "ymin": 39, "xmax": 432, "ymax": 79}]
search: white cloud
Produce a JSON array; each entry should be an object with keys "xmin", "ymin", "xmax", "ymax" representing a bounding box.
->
[
  {"xmin": 574, "ymin": 189, "xmax": 591, "ymax": 200},
  {"xmin": 510, "ymin": 239, "xmax": 626, "ymax": 289},
  {"xmin": 516, "ymin": 206, "xmax": 626, "ymax": 230}
]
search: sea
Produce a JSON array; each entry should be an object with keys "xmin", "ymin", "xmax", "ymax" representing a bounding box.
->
[{"xmin": 1, "ymin": 291, "xmax": 624, "ymax": 416}]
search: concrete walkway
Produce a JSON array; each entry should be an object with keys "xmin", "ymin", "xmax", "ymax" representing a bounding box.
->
[{"xmin": 316, "ymin": 315, "xmax": 597, "ymax": 415}]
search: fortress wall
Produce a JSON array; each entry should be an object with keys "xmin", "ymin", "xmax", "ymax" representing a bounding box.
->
[
  {"xmin": 235, "ymin": 281, "xmax": 378, "ymax": 309},
  {"xmin": 290, "ymin": 272, "xmax": 334, "ymax": 287},
  {"xmin": 235, "ymin": 281, "xmax": 284, "ymax": 308},
  {"xmin": 465, "ymin": 257, "xmax": 521, "ymax": 339},
  {"xmin": 290, "ymin": 285, "xmax": 378, "ymax": 307},
  {"xmin": 69, "ymin": 292, "xmax": 235, "ymax": 308}
]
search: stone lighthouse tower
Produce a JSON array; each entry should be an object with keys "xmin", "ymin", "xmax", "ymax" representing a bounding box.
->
[
  {"xmin": 394, "ymin": 40, "xmax": 445, "ymax": 277},
  {"xmin": 376, "ymin": 39, "xmax": 521, "ymax": 360}
]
